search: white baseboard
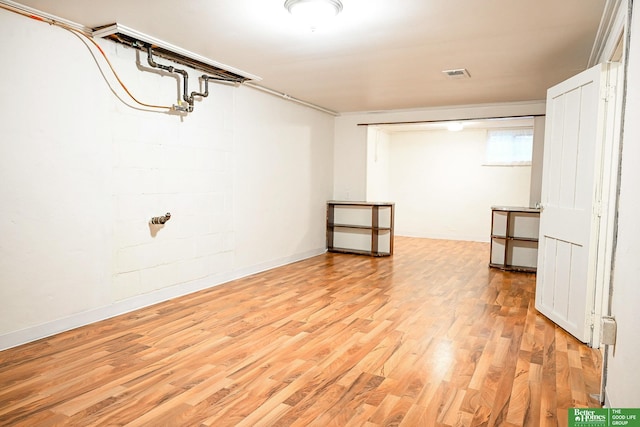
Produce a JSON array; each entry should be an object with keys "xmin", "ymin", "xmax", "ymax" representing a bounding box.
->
[
  {"xmin": 0, "ymin": 248, "xmax": 326, "ymax": 351},
  {"xmin": 395, "ymin": 232, "xmax": 490, "ymax": 243},
  {"xmin": 603, "ymin": 386, "xmax": 613, "ymax": 408}
]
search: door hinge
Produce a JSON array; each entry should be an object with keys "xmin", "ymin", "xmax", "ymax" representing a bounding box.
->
[
  {"xmin": 587, "ymin": 312, "xmax": 597, "ymax": 346},
  {"xmin": 593, "ymin": 202, "xmax": 603, "ymax": 217},
  {"xmin": 601, "ymin": 84, "xmax": 616, "ymax": 102},
  {"xmin": 589, "ymin": 312, "xmax": 595, "ymax": 329}
]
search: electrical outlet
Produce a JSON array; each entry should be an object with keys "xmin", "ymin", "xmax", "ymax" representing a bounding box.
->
[{"xmin": 601, "ymin": 316, "xmax": 617, "ymax": 345}]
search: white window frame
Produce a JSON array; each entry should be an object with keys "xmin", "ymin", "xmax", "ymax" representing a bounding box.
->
[{"xmin": 483, "ymin": 127, "xmax": 534, "ymax": 166}]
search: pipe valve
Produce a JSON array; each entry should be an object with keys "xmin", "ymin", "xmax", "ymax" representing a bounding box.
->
[{"xmin": 150, "ymin": 212, "xmax": 171, "ymax": 225}]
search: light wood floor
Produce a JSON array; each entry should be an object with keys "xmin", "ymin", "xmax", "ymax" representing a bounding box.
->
[{"xmin": 0, "ymin": 237, "xmax": 602, "ymax": 426}]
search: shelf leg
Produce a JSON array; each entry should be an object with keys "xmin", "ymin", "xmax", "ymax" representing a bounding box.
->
[{"xmin": 371, "ymin": 206, "xmax": 379, "ymax": 255}]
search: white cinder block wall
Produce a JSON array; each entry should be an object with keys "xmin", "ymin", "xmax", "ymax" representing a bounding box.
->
[
  {"xmin": 0, "ymin": 9, "xmax": 334, "ymax": 349},
  {"xmin": 365, "ymin": 127, "xmax": 391, "ymax": 201}
]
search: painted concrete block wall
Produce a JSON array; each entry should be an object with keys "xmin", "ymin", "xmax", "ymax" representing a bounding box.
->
[
  {"xmin": 0, "ymin": 10, "xmax": 333, "ymax": 349},
  {"xmin": 605, "ymin": 0, "xmax": 640, "ymax": 407},
  {"xmin": 365, "ymin": 127, "xmax": 391, "ymax": 201},
  {"xmin": 110, "ymin": 82, "xmax": 239, "ymax": 302},
  {"xmin": 388, "ymin": 129, "xmax": 531, "ymax": 241},
  {"xmin": 234, "ymin": 87, "xmax": 334, "ymax": 272},
  {"xmin": 334, "ymin": 117, "xmax": 368, "ymax": 201},
  {"xmin": 0, "ymin": 11, "xmax": 114, "ymax": 338}
]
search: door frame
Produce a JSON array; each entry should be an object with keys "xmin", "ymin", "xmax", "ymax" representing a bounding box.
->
[
  {"xmin": 589, "ymin": 0, "xmax": 630, "ymax": 404},
  {"xmin": 590, "ymin": 0, "xmax": 629, "ymax": 349}
]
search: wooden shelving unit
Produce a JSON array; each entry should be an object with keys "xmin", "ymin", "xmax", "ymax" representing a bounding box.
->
[
  {"xmin": 326, "ymin": 201, "xmax": 395, "ymax": 257},
  {"xmin": 489, "ymin": 206, "xmax": 541, "ymax": 272}
]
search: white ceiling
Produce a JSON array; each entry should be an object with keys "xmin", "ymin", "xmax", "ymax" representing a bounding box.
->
[{"xmin": 12, "ymin": 0, "xmax": 606, "ymax": 113}]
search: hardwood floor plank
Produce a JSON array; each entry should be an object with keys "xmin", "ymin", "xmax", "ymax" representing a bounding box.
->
[
  {"xmin": 505, "ymin": 351, "xmax": 532, "ymax": 425},
  {"xmin": 366, "ymin": 393, "xmax": 401, "ymax": 425},
  {"xmin": 0, "ymin": 237, "xmax": 602, "ymax": 426}
]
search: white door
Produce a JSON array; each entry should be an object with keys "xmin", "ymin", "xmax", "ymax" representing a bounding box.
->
[{"xmin": 536, "ymin": 64, "xmax": 607, "ymax": 344}]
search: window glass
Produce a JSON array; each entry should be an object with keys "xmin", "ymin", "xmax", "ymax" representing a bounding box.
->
[{"xmin": 485, "ymin": 128, "xmax": 533, "ymax": 166}]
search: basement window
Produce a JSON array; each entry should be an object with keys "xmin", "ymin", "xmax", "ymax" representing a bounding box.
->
[{"xmin": 484, "ymin": 128, "xmax": 533, "ymax": 166}]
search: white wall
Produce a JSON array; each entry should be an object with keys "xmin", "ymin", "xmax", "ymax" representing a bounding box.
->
[
  {"xmin": 365, "ymin": 127, "xmax": 391, "ymax": 201},
  {"xmin": 605, "ymin": 0, "xmax": 640, "ymax": 407},
  {"xmin": 0, "ymin": 9, "xmax": 334, "ymax": 349},
  {"xmin": 334, "ymin": 102, "xmax": 546, "ymax": 202},
  {"xmin": 234, "ymin": 88, "xmax": 334, "ymax": 272},
  {"xmin": 529, "ymin": 116, "xmax": 546, "ymax": 206},
  {"xmin": 389, "ymin": 129, "xmax": 531, "ymax": 241}
]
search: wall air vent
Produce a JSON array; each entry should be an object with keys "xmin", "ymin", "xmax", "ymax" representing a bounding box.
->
[
  {"xmin": 92, "ymin": 23, "xmax": 261, "ymax": 83},
  {"xmin": 442, "ymin": 68, "xmax": 471, "ymax": 79}
]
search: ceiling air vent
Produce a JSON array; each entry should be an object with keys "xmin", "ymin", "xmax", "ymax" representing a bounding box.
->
[
  {"xmin": 442, "ymin": 68, "xmax": 471, "ymax": 79},
  {"xmin": 92, "ymin": 23, "xmax": 261, "ymax": 83}
]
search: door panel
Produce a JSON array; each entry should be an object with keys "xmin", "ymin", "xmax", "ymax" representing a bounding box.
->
[{"xmin": 536, "ymin": 63, "xmax": 606, "ymax": 344}]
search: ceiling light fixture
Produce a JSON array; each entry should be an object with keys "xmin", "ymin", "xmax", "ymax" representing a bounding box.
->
[{"xmin": 284, "ymin": 0, "xmax": 343, "ymax": 30}]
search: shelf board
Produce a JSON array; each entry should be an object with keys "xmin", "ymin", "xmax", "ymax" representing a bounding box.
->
[
  {"xmin": 489, "ymin": 263, "xmax": 537, "ymax": 273},
  {"xmin": 327, "ymin": 201, "xmax": 394, "ymax": 207},
  {"xmin": 328, "ymin": 223, "xmax": 392, "ymax": 231},
  {"xmin": 491, "ymin": 206, "xmax": 541, "ymax": 214},
  {"xmin": 491, "ymin": 234, "xmax": 538, "ymax": 242},
  {"xmin": 328, "ymin": 247, "xmax": 391, "ymax": 257},
  {"xmin": 510, "ymin": 236, "xmax": 538, "ymax": 242}
]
